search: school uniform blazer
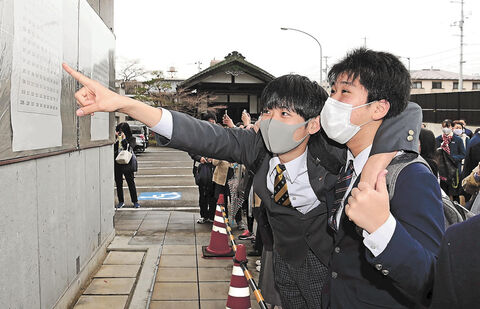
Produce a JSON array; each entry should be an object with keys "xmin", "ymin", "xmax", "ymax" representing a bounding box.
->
[
  {"xmin": 155, "ymin": 103, "xmax": 422, "ymax": 266},
  {"xmin": 435, "ymin": 135, "xmax": 466, "ymax": 168},
  {"xmin": 430, "ymin": 214, "xmax": 480, "ymax": 309},
  {"xmin": 326, "ymin": 162, "xmax": 444, "ymax": 309}
]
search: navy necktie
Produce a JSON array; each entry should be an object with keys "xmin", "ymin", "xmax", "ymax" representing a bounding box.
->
[{"xmin": 328, "ymin": 160, "xmax": 354, "ymax": 231}]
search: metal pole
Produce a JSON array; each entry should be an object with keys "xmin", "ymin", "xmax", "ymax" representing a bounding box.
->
[
  {"xmin": 459, "ymin": 0, "xmax": 464, "ymax": 91},
  {"xmin": 281, "ymin": 27, "xmax": 322, "ymax": 84}
]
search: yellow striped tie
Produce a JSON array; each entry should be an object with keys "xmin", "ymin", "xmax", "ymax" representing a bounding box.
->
[{"xmin": 274, "ymin": 164, "xmax": 291, "ymax": 207}]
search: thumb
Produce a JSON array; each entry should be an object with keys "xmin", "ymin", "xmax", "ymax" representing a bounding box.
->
[
  {"xmin": 375, "ymin": 169, "xmax": 388, "ymax": 194},
  {"xmin": 76, "ymin": 104, "xmax": 98, "ymax": 117}
]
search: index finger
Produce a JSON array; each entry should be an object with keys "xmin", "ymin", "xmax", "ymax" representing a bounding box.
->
[{"xmin": 62, "ymin": 63, "xmax": 96, "ymax": 88}]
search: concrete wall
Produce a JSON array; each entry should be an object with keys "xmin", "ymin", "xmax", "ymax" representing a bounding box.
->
[{"xmin": 0, "ymin": 146, "xmax": 114, "ymax": 309}]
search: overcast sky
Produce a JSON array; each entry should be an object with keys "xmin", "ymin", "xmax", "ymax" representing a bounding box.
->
[{"xmin": 114, "ymin": 0, "xmax": 480, "ymax": 83}]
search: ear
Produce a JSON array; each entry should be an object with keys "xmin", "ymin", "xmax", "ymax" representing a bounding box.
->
[
  {"xmin": 372, "ymin": 100, "xmax": 390, "ymax": 120},
  {"xmin": 308, "ymin": 116, "xmax": 321, "ymax": 134}
]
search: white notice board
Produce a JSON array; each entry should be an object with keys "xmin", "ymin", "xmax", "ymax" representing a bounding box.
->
[{"xmin": 10, "ymin": 0, "xmax": 63, "ymax": 151}]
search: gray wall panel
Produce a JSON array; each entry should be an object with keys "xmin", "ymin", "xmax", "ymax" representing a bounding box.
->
[
  {"xmin": 0, "ymin": 161, "xmax": 40, "ymax": 308},
  {"xmin": 84, "ymin": 148, "xmax": 101, "ymax": 264},
  {"xmin": 36, "ymin": 156, "xmax": 69, "ymax": 309},
  {"xmin": 100, "ymin": 145, "xmax": 114, "ymax": 242},
  {"xmin": 64, "ymin": 150, "xmax": 87, "ymax": 286}
]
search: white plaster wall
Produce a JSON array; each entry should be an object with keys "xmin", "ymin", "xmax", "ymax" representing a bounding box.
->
[
  {"xmin": 0, "ymin": 145, "xmax": 114, "ymax": 309},
  {"xmin": 235, "ymin": 74, "xmax": 263, "ymax": 84},
  {"xmin": 203, "ymin": 72, "xmax": 231, "ymax": 83}
]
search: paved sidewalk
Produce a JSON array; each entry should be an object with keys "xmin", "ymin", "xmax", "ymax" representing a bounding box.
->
[{"xmin": 73, "ymin": 209, "xmax": 261, "ymax": 309}]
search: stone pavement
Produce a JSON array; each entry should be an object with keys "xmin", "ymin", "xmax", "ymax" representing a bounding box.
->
[{"xmin": 73, "ymin": 209, "xmax": 262, "ymax": 309}]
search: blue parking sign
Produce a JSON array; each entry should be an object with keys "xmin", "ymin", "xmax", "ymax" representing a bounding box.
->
[{"xmin": 138, "ymin": 192, "xmax": 182, "ymax": 200}]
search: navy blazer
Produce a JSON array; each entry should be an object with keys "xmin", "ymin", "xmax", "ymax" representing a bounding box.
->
[
  {"xmin": 431, "ymin": 214, "xmax": 480, "ymax": 308},
  {"xmin": 435, "ymin": 135, "xmax": 466, "ymax": 169},
  {"xmin": 326, "ymin": 162, "xmax": 444, "ymax": 308}
]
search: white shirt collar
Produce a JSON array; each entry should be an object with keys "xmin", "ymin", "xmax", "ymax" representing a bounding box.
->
[
  {"xmin": 346, "ymin": 145, "xmax": 372, "ymax": 176},
  {"xmin": 269, "ymin": 148, "xmax": 308, "ymax": 184}
]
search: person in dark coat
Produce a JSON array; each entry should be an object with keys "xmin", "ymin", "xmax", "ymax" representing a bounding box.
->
[
  {"xmin": 430, "ymin": 214, "xmax": 480, "ymax": 308},
  {"xmin": 114, "ymin": 122, "xmax": 140, "ymax": 208},
  {"xmin": 436, "ymin": 119, "xmax": 466, "ymax": 199}
]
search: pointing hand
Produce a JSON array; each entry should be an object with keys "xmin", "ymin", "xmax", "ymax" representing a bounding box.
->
[{"xmin": 62, "ymin": 63, "xmax": 124, "ymax": 116}]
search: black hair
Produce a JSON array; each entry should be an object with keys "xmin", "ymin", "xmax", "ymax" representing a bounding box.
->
[
  {"xmin": 259, "ymin": 74, "xmax": 328, "ymax": 120},
  {"xmin": 200, "ymin": 111, "xmax": 217, "ymax": 123},
  {"xmin": 116, "ymin": 122, "xmax": 132, "ymax": 139},
  {"xmin": 442, "ymin": 119, "xmax": 453, "ymax": 128},
  {"xmin": 419, "ymin": 128, "xmax": 438, "ymax": 176},
  {"xmin": 453, "ymin": 121, "xmax": 464, "ymax": 129},
  {"xmin": 328, "ymin": 48, "xmax": 410, "ymax": 119},
  {"xmin": 475, "ymin": 128, "xmax": 480, "ymax": 134}
]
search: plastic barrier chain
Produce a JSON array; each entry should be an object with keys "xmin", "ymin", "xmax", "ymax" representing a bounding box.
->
[{"xmin": 220, "ymin": 205, "xmax": 268, "ymax": 309}]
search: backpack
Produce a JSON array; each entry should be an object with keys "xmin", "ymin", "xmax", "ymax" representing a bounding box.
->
[
  {"xmin": 194, "ymin": 162, "xmax": 213, "ymax": 187},
  {"xmin": 386, "ymin": 153, "xmax": 474, "ymax": 230}
]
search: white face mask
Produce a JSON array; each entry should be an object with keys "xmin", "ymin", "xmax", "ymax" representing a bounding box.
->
[
  {"xmin": 320, "ymin": 97, "xmax": 375, "ymax": 144},
  {"xmin": 442, "ymin": 127, "xmax": 452, "ymax": 135},
  {"xmin": 453, "ymin": 129, "xmax": 463, "ymax": 136}
]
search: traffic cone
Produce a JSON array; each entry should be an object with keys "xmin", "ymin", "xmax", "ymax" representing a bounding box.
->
[
  {"xmin": 202, "ymin": 194, "xmax": 235, "ymax": 258},
  {"xmin": 226, "ymin": 244, "xmax": 251, "ymax": 309}
]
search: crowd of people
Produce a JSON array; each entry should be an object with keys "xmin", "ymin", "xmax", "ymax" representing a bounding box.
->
[{"xmin": 63, "ymin": 47, "xmax": 480, "ymax": 309}]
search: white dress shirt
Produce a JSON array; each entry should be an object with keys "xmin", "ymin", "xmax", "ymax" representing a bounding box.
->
[
  {"xmin": 337, "ymin": 145, "xmax": 397, "ymax": 257},
  {"xmin": 267, "ymin": 149, "xmax": 320, "ymax": 214},
  {"xmin": 149, "ymin": 109, "xmax": 320, "ymax": 215},
  {"xmin": 150, "ymin": 108, "xmax": 174, "ymax": 139}
]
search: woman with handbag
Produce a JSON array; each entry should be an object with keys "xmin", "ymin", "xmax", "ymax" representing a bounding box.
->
[
  {"xmin": 436, "ymin": 119, "xmax": 466, "ymax": 201},
  {"xmin": 114, "ymin": 122, "xmax": 140, "ymax": 208}
]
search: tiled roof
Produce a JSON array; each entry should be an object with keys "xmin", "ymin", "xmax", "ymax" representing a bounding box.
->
[
  {"xmin": 179, "ymin": 51, "xmax": 275, "ymax": 89},
  {"xmin": 411, "ymin": 69, "xmax": 480, "ymax": 81}
]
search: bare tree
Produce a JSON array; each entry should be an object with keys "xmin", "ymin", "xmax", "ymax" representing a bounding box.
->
[
  {"xmin": 116, "ymin": 58, "xmax": 148, "ymax": 82},
  {"xmin": 132, "ymin": 74, "xmax": 223, "ymax": 118}
]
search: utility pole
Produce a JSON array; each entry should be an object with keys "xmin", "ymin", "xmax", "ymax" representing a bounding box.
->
[
  {"xmin": 459, "ymin": 0, "xmax": 464, "ymax": 91},
  {"xmin": 452, "ymin": 0, "xmax": 465, "ymax": 90},
  {"xmin": 323, "ymin": 56, "xmax": 330, "ymax": 79},
  {"xmin": 195, "ymin": 61, "xmax": 203, "ymax": 72},
  {"xmin": 362, "ymin": 37, "xmax": 367, "ymax": 48}
]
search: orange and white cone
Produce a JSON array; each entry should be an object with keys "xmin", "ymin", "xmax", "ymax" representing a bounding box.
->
[
  {"xmin": 226, "ymin": 244, "xmax": 251, "ymax": 309},
  {"xmin": 202, "ymin": 194, "xmax": 235, "ymax": 257}
]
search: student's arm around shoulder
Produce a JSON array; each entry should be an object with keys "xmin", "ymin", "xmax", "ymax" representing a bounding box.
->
[
  {"xmin": 156, "ymin": 111, "xmax": 264, "ymax": 168},
  {"xmin": 365, "ymin": 163, "xmax": 444, "ymax": 305}
]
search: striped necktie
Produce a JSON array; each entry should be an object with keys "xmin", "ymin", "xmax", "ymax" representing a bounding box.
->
[
  {"xmin": 274, "ymin": 164, "xmax": 292, "ymax": 207},
  {"xmin": 328, "ymin": 160, "xmax": 354, "ymax": 231}
]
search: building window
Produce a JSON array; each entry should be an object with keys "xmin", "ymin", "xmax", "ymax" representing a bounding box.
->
[
  {"xmin": 432, "ymin": 81, "xmax": 442, "ymax": 89},
  {"xmin": 473, "ymin": 82, "xmax": 480, "ymax": 90},
  {"xmin": 453, "ymin": 82, "xmax": 458, "ymax": 90},
  {"xmin": 411, "ymin": 81, "xmax": 422, "ymax": 89}
]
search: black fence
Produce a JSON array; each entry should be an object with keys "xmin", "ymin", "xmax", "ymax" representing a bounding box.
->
[{"xmin": 411, "ymin": 91, "xmax": 480, "ymax": 126}]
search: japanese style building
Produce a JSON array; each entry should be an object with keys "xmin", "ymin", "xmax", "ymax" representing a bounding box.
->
[{"xmin": 179, "ymin": 51, "xmax": 275, "ymax": 122}]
